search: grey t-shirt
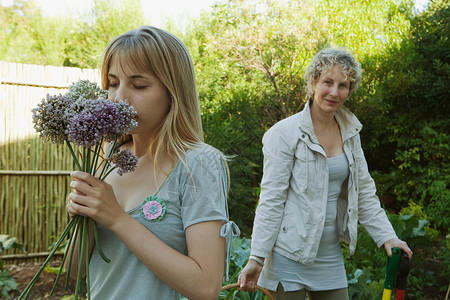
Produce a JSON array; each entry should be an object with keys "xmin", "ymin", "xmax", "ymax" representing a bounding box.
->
[{"xmin": 89, "ymin": 144, "xmax": 229, "ymax": 299}]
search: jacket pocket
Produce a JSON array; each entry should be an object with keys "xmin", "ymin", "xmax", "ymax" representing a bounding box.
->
[
  {"xmin": 277, "ymin": 210, "xmax": 305, "ymax": 253},
  {"xmin": 292, "ymin": 143, "xmax": 316, "ymax": 193}
]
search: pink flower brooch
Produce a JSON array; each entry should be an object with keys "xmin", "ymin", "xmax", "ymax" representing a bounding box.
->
[{"xmin": 141, "ymin": 196, "xmax": 166, "ymax": 222}]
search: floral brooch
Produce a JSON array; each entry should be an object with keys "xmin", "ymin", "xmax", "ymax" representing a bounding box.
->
[{"xmin": 141, "ymin": 196, "xmax": 166, "ymax": 222}]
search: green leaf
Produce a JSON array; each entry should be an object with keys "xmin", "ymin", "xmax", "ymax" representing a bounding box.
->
[
  {"xmin": 0, "ymin": 234, "xmax": 27, "ymax": 254},
  {"xmin": 0, "ymin": 268, "xmax": 19, "ymax": 298}
]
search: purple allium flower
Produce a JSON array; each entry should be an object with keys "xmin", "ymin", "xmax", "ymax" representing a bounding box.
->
[
  {"xmin": 66, "ymin": 80, "xmax": 107, "ymax": 100},
  {"xmin": 113, "ymin": 100, "xmax": 138, "ymax": 137},
  {"xmin": 89, "ymin": 100, "xmax": 120, "ymax": 142},
  {"xmin": 67, "ymin": 98, "xmax": 138, "ymax": 146},
  {"xmin": 68, "ymin": 97, "xmax": 98, "ymax": 117},
  {"xmin": 67, "ymin": 111, "xmax": 103, "ymax": 147},
  {"xmin": 32, "ymin": 94, "xmax": 74, "ymax": 144},
  {"xmin": 111, "ymin": 149, "xmax": 138, "ymax": 175},
  {"xmin": 98, "ymin": 99, "xmax": 137, "ymax": 142},
  {"xmin": 67, "ymin": 99, "xmax": 117, "ymax": 147}
]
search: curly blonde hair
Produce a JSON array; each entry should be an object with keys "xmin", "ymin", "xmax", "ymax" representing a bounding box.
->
[{"xmin": 304, "ymin": 48, "xmax": 362, "ymax": 100}]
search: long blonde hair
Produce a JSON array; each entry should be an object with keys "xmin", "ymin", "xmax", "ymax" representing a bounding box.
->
[{"xmin": 101, "ymin": 26, "xmax": 203, "ymax": 166}]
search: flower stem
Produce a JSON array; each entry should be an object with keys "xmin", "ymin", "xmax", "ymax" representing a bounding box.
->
[
  {"xmin": 99, "ymin": 166, "xmax": 116, "ymax": 181},
  {"xmin": 66, "ymin": 141, "xmax": 82, "ymax": 171},
  {"xmin": 75, "ymin": 217, "xmax": 87, "ymax": 299},
  {"xmin": 85, "ymin": 221, "xmax": 91, "ymax": 300},
  {"xmin": 98, "ymin": 139, "xmax": 117, "ymax": 179},
  {"xmin": 18, "ymin": 217, "xmax": 77, "ymax": 299},
  {"xmin": 86, "ymin": 146, "xmax": 92, "ymax": 173},
  {"xmin": 93, "ymin": 220, "xmax": 111, "ymax": 263},
  {"xmin": 65, "ymin": 216, "xmax": 82, "ymax": 292},
  {"xmin": 82, "ymin": 147, "xmax": 88, "ymax": 172},
  {"xmin": 50, "ymin": 217, "xmax": 77, "ymax": 295},
  {"xmin": 91, "ymin": 141, "xmax": 102, "ymax": 175}
]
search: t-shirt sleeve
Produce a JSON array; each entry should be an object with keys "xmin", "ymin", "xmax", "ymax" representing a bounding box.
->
[{"xmin": 181, "ymin": 145, "xmax": 229, "ymax": 229}]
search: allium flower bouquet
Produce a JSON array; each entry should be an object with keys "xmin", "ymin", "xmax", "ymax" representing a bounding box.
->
[{"xmin": 19, "ymin": 80, "xmax": 138, "ymax": 300}]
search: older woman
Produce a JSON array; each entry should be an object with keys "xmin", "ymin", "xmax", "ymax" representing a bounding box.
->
[{"xmin": 238, "ymin": 48, "xmax": 412, "ymax": 300}]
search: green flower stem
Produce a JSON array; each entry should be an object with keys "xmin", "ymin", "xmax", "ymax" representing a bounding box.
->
[
  {"xmin": 65, "ymin": 216, "xmax": 82, "ymax": 292},
  {"xmin": 99, "ymin": 167, "xmax": 116, "ymax": 181},
  {"xmin": 86, "ymin": 146, "xmax": 92, "ymax": 173},
  {"xmin": 93, "ymin": 220, "xmax": 111, "ymax": 263},
  {"xmin": 98, "ymin": 159, "xmax": 110, "ymax": 180},
  {"xmin": 107, "ymin": 138, "xmax": 118, "ymax": 157},
  {"xmin": 18, "ymin": 217, "xmax": 77, "ymax": 300},
  {"xmin": 66, "ymin": 141, "xmax": 82, "ymax": 171},
  {"xmin": 82, "ymin": 147, "xmax": 86, "ymax": 172},
  {"xmin": 98, "ymin": 139, "xmax": 117, "ymax": 179},
  {"xmin": 83, "ymin": 147, "xmax": 90, "ymax": 172},
  {"xmin": 50, "ymin": 216, "xmax": 77, "ymax": 296},
  {"xmin": 75, "ymin": 217, "xmax": 87, "ymax": 300},
  {"xmin": 91, "ymin": 141, "xmax": 103, "ymax": 175},
  {"xmin": 85, "ymin": 221, "xmax": 91, "ymax": 300}
]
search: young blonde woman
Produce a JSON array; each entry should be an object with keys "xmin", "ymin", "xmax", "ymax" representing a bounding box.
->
[
  {"xmin": 66, "ymin": 26, "xmax": 236, "ymax": 300},
  {"xmin": 238, "ymin": 48, "xmax": 412, "ymax": 300}
]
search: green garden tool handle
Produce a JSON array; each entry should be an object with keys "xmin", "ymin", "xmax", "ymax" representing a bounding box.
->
[
  {"xmin": 395, "ymin": 251, "xmax": 410, "ymax": 300},
  {"xmin": 382, "ymin": 247, "xmax": 402, "ymax": 300}
]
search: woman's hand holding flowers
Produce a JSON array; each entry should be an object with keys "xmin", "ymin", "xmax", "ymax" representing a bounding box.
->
[{"xmin": 68, "ymin": 171, "xmax": 126, "ymax": 230}]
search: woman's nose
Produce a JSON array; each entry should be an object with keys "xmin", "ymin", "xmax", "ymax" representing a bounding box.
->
[
  {"xmin": 113, "ymin": 87, "xmax": 127, "ymax": 102},
  {"xmin": 329, "ymin": 85, "xmax": 338, "ymax": 96}
]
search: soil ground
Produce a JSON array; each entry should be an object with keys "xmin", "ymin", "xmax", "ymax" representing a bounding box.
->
[{"xmin": 3, "ymin": 261, "xmax": 78, "ymax": 300}]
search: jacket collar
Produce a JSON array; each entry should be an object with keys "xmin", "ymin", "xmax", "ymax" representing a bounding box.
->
[{"xmin": 298, "ymin": 100, "xmax": 363, "ymax": 143}]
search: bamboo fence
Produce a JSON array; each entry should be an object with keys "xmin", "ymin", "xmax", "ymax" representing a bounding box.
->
[{"xmin": 0, "ymin": 61, "xmax": 101, "ymax": 261}]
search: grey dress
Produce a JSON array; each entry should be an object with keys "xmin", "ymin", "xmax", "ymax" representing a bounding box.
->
[{"xmin": 260, "ymin": 153, "xmax": 349, "ymax": 291}]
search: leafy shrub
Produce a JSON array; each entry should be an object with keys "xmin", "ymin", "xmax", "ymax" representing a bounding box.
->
[
  {"xmin": 355, "ymin": 0, "xmax": 450, "ymax": 237},
  {"xmin": 347, "ymin": 269, "xmax": 383, "ymax": 300},
  {"xmin": 344, "ymin": 211, "xmax": 448, "ymax": 299},
  {"xmin": 201, "ymin": 85, "xmax": 266, "ymax": 235},
  {"xmin": 0, "ymin": 234, "xmax": 27, "ymax": 298}
]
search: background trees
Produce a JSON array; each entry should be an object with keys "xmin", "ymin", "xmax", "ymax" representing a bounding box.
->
[
  {"xmin": 0, "ymin": 0, "xmax": 146, "ymax": 67},
  {"xmin": 185, "ymin": 0, "xmax": 417, "ymax": 233},
  {"xmin": 1, "ymin": 0, "xmax": 448, "ymax": 297}
]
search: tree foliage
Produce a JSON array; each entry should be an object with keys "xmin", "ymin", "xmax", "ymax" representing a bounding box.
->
[
  {"xmin": 0, "ymin": 0, "xmax": 41, "ymax": 63},
  {"xmin": 64, "ymin": 0, "xmax": 146, "ymax": 68},
  {"xmin": 0, "ymin": 0, "xmax": 146, "ymax": 67},
  {"xmin": 361, "ymin": 0, "xmax": 450, "ymax": 234}
]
